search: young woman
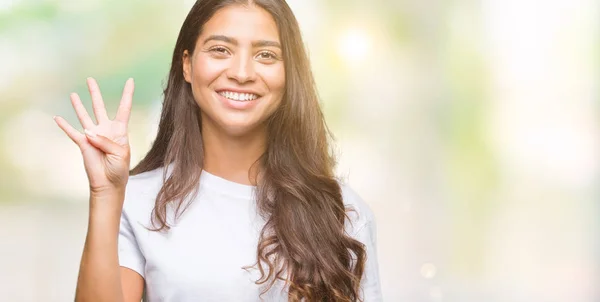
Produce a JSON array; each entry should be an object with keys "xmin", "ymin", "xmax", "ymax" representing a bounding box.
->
[{"xmin": 54, "ymin": 0, "xmax": 382, "ymax": 301}]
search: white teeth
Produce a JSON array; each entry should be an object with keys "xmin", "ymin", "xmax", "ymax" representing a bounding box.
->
[{"xmin": 219, "ymin": 91, "xmax": 259, "ymax": 101}]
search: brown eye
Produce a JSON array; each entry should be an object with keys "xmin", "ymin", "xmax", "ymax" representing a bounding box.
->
[
  {"xmin": 256, "ymin": 51, "xmax": 278, "ymax": 61},
  {"xmin": 210, "ymin": 46, "xmax": 230, "ymax": 55}
]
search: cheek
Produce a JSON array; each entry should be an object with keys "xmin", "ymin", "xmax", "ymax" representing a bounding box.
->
[
  {"xmin": 262, "ymin": 65, "xmax": 286, "ymax": 95},
  {"xmin": 192, "ymin": 57, "xmax": 225, "ymax": 88}
]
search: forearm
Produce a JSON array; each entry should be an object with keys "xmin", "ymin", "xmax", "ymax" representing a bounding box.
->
[{"xmin": 75, "ymin": 193, "xmax": 125, "ymax": 302}]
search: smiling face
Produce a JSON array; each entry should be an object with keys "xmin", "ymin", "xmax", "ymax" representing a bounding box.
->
[{"xmin": 182, "ymin": 4, "xmax": 285, "ymax": 137}]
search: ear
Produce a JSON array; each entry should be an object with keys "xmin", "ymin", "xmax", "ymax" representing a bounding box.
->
[{"xmin": 183, "ymin": 50, "xmax": 192, "ymax": 83}]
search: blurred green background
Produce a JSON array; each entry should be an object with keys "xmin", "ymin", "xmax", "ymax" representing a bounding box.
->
[{"xmin": 0, "ymin": 0, "xmax": 598, "ymax": 301}]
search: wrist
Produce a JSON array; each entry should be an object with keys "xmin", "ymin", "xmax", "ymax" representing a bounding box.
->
[
  {"xmin": 90, "ymin": 185, "xmax": 126, "ymax": 198},
  {"xmin": 89, "ymin": 190, "xmax": 125, "ymax": 213}
]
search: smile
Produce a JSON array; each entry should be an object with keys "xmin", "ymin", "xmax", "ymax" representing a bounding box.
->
[{"xmin": 218, "ymin": 91, "xmax": 259, "ymax": 102}]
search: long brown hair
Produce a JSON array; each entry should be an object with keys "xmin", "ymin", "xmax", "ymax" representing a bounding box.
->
[{"xmin": 131, "ymin": 0, "xmax": 366, "ymax": 300}]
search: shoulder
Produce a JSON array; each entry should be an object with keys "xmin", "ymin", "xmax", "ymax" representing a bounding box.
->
[
  {"xmin": 127, "ymin": 166, "xmax": 166, "ymax": 193},
  {"xmin": 122, "ymin": 165, "xmax": 168, "ymax": 216},
  {"xmin": 126, "ymin": 166, "xmax": 166, "ymax": 198},
  {"xmin": 339, "ymin": 182, "xmax": 376, "ymax": 236}
]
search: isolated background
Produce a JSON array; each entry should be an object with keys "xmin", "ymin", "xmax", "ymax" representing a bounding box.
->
[{"xmin": 0, "ymin": 0, "xmax": 598, "ymax": 301}]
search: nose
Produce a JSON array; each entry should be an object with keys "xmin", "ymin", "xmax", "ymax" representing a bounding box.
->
[{"xmin": 226, "ymin": 53, "xmax": 256, "ymax": 84}]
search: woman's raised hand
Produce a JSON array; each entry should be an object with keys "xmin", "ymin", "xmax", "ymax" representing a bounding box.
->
[{"xmin": 54, "ymin": 77, "xmax": 134, "ymax": 196}]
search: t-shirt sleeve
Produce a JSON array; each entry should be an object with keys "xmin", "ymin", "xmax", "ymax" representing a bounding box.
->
[
  {"xmin": 353, "ymin": 217, "xmax": 383, "ymax": 302},
  {"xmin": 118, "ymin": 208, "xmax": 146, "ymax": 278},
  {"xmin": 354, "ymin": 219, "xmax": 384, "ymax": 302},
  {"xmin": 341, "ymin": 184, "xmax": 384, "ymax": 301}
]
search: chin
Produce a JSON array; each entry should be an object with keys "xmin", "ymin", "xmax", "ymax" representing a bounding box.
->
[{"xmin": 216, "ymin": 119, "xmax": 266, "ymax": 138}]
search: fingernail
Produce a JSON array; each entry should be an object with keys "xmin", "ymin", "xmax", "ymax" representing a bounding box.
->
[{"xmin": 84, "ymin": 128, "xmax": 96, "ymax": 138}]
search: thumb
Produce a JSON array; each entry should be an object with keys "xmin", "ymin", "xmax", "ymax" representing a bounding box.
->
[{"xmin": 84, "ymin": 129, "xmax": 127, "ymax": 157}]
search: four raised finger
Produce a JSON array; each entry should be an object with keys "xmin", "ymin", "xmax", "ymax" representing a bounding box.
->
[{"xmin": 56, "ymin": 77, "xmax": 133, "ymax": 145}]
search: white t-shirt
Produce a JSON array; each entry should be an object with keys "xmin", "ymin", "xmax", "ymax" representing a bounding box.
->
[{"xmin": 118, "ymin": 165, "xmax": 383, "ymax": 301}]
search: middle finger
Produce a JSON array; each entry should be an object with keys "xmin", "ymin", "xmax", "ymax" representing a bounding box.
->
[{"xmin": 86, "ymin": 77, "xmax": 109, "ymax": 123}]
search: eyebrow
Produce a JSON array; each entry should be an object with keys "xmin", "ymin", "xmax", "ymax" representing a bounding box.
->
[{"xmin": 203, "ymin": 35, "xmax": 281, "ymax": 49}]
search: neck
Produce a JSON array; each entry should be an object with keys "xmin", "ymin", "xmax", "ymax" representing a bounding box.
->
[{"xmin": 201, "ymin": 119, "xmax": 266, "ymax": 186}]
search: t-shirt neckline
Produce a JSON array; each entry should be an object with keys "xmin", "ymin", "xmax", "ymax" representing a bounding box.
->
[{"xmin": 200, "ymin": 169, "xmax": 256, "ymax": 199}]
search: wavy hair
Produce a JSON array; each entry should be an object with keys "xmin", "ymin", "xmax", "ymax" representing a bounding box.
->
[{"xmin": 130, "ymin": 0, "xmax": 366, "ymax": 300}]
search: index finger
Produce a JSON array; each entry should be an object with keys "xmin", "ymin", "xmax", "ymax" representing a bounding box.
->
[{"xmin": 115, "ymin": 78, "xmax": 134, "ymax": 124}]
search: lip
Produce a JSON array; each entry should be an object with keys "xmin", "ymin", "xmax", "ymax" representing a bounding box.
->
[{"xmin": 215, "ymin": 90, "xmax": 261, "ymax": 110}]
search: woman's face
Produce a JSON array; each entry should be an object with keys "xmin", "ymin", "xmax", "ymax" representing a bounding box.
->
[{"xmin": 183, "ymin": 4, "xmax": 285, "ymax": 137}]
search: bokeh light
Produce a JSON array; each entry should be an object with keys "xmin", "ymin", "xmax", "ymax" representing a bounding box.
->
[{"xmin": 337, "ymin": 28, "xmax": 371, "ymax": 65}]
